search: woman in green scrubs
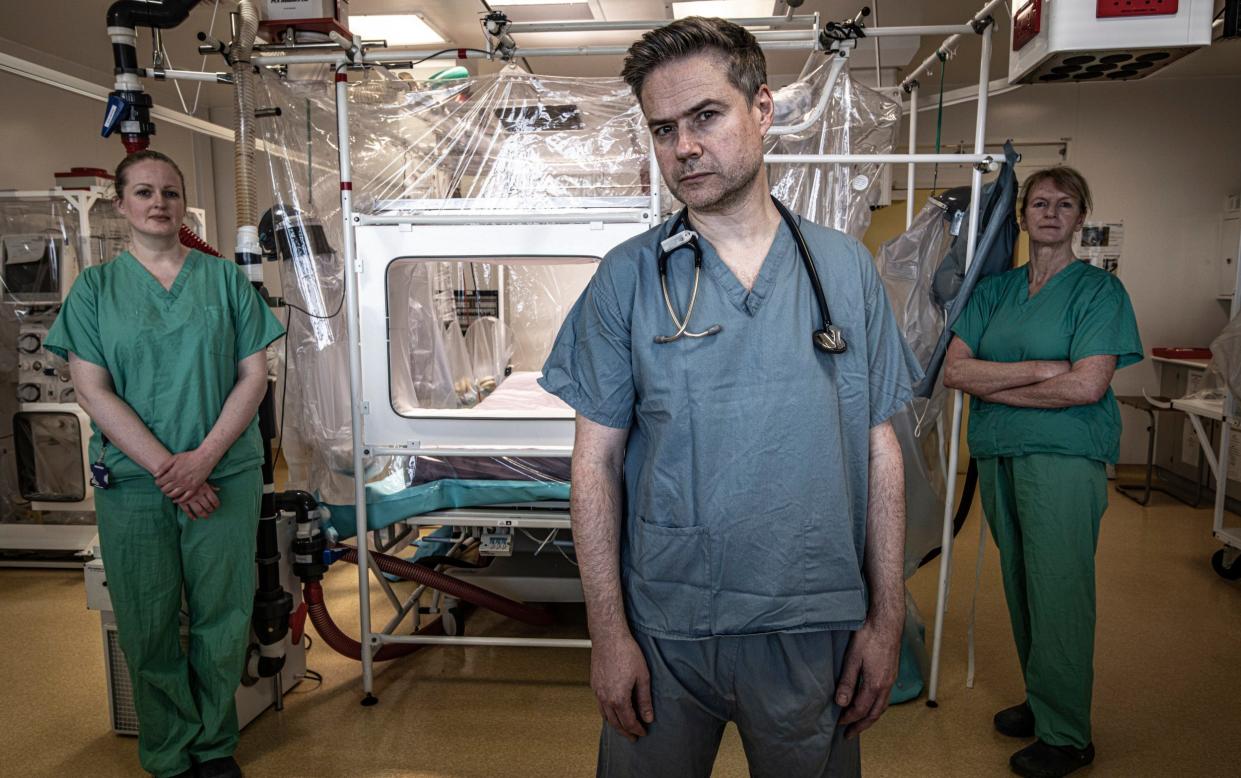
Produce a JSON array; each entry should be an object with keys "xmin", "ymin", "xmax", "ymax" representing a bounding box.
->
[
  {"xmin": 45, "ymin": 151, "xmax": 284, "ymax": 778},
  {"xmin": 944, "ymin": 167, "xmax": 1142, "ymax": 778}
]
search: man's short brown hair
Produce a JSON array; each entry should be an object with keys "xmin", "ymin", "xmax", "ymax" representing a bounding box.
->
[{"xmin": 621, "ymin": 16, "xmax": 767, "ymax": 104}]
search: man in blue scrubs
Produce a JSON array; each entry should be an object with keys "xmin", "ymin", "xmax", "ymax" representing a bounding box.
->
[{"xmin": 539, "ymin": 17, "xmax": 921, "ymax": 777}]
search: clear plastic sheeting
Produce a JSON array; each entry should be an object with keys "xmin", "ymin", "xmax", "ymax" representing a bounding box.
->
[
  {"xmin": 250, "ymin": 56, "xmax": 900, "ymax": 502},
  {"xmin": 876, "ymin": 200, "xmax": 953, "ymax": 371},
  {"xmin": 1182, "ymin": 315, "xmax": 1241, "ymax": 402},
  {"xmin": 769, "ymin": 55, "xmax": 902, "ymax": 240},
  {"xmin": 1210, "ymin": 316, "xmax": 1241, "ymax": 399},
  {"xmin": 85, "ymin": 200, "xmax": 132, "ymax": 266},
  {"xmin": 0, "ymin": 198, "xmax": 79, "ymax": 303},
  {"xmin": 0, "ymin": 194, "xmax": 127, "ymax": 303},
  {"xmin": 252, "ymin": 74, "xmax": 355, "ymax": 502},
  {"xmin": 386, "ymin": 258, "xmax": 594, "ymax": 413},
  {"xmin": 353, "ymin": 64, "xmax": 650, "ymax": 213}
]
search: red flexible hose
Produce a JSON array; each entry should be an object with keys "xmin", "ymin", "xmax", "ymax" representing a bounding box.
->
[
  {"xmin": 339, "ymin": 547, "xmax": 553, "ymax": 627},
  {"xmin": 178, "ymin": 223, "xmax": 225, "ymax": 258},
  {"xmin": 303, "ymin": 580, "xmax": 439, "ymax": 662}
]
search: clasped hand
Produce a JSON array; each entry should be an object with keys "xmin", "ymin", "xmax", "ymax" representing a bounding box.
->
[{"xmin": 155, "ymin": 449, "xmax": 220, "ymax": 520}]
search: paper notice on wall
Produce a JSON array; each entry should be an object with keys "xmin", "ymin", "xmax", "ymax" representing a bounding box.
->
[
  {"xmin": 1076, "ymin": 221, "xmax": 1124, "ymax": 273},
  {"xmin": 1182, "ymin": 370, "xmax": 1205, "ymax": 466}
]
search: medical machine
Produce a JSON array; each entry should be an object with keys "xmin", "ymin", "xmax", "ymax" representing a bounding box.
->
[
  {"xmin": 11, "ymin": 403, "xmax": 93, "ymax": 512},
  {"xmin": 0, "ymin": 186, "xmax": 211, "ymax": 560},
  {"xmin": 258, "ymin": 0, "xmax": 350, "ymax": 41},
  {"xmin": 1009, "ymin": 0, "xmax": 1215, "ymax": 83},
  {"xmin": 83, "ymin": 514, "xmax": 306, "ymax": 735}
]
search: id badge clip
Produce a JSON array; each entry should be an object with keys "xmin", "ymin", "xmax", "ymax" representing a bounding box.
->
[{"xmin": 90, "ymin": 436, "xmax": 112, "ymax": 490}]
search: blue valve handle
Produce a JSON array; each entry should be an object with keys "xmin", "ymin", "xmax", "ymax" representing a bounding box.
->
[
  {"xmin": 322, "ymin": 546, "xmax": 350, "ymax": 566},
  {"xmin": 101, "ymin": 93, "xmax": 128, "ymax": 138}
]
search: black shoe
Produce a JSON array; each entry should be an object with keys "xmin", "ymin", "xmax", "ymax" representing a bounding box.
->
[
  {"xmin": 195, "ymin": 757, "xmax": 242, "ymax": 778},
  {"xmin": 1010, "ymin": 740, "xmax": 1095, "ymax": 778},
  {"xmin": 994, "ymin": 701, "xmax": 1036, "ymax": 738},
  {"xmin": 168, "ymin": 768, "xmax": 197, "ymax": 778}
]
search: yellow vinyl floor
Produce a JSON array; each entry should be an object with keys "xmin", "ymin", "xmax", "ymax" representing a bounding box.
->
[{"xmin": 2, "ymin": 476, "xmax": 1241, "ymax": 777}]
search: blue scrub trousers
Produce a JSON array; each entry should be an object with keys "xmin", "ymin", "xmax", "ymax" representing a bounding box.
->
[
  {"xmin": 598, "ymin": 629, "xmax": 860, "ymax": 778},
  {"xmin": 96, "ymin": 469, "xmax": 260, "ymax": 777}
]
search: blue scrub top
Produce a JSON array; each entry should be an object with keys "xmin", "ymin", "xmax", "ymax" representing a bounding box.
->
[{"xmin": 540, "ymin": 215, "xmax": 922, "ymax": 639}]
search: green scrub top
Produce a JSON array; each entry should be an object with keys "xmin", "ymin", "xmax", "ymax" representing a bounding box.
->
[
  {"xmin": 951, "ymin": 260, "xmax": 1143, "ymax": 464},
  {"xmin": 45, "ymin": 250, "xmax": 286, "ymax": 484}
]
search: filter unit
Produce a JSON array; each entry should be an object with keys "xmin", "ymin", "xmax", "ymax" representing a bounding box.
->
[{"xmin": 1009, "ymin": 0, "xmax": 1214, "ymax": 84}]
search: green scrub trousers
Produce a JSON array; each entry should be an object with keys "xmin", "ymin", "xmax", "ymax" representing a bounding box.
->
[
  {"xmin": 977, "ymin": 454, "xmax": 1107, "ymax": 750},
  {"xmin": 95, "ymin": 469, "xmax": 261, "ymax": 778}
]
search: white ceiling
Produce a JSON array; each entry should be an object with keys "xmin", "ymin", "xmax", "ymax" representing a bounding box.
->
[{"xmin": 2, "ymin": 0, "xmax": 1238, "ymax": 117}]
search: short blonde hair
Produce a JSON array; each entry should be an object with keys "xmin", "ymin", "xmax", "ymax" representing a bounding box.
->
[{"xmin": 1019, "ymin": 166, "xmax": 1092, "ymax": 216}]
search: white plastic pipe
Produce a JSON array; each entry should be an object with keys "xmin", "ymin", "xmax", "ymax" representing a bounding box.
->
[
  {"xmin": 905, "ymin": 84, "xmax": 919, "ymax": 229},
  {"xmin": 356, "ymin": 210, "xmax": 650, "ymax": 226},
  {"xmin": 769, "ymin": 55, "xmax": 847, "ymax": 137},
  {"xmin": 927, "ymin": 20, "xmax": 993, "ymax": 708},
  {"xmin": 144, "ymin": 67, "xmax": 231, "ymax": 83},
  {"xmin": 333, "ymin": 68, "xmax": 376, "ymax": 698},
  {"xmin": 766, "ymin": 153, "xmax": 991, "ymax": 165},
  {"xmin": 900, "ymin": 0, "xmax": 1006, "ymax": 91},
  {"xmin": 505, "ymin": 16, "xmax": 819, "ymax": 33},
  {"xmin": 379, "ymin": 635, "xmax": 592, "ymax": 649}
]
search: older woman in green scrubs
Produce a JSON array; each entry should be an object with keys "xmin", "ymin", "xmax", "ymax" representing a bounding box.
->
[
  {"xmin": 944, "ymin": 167, "xmax": 1142, "ymax": 778},
  {"xmin": 45, "ymin": 151, "xmax": 284, "ymax": 778}
]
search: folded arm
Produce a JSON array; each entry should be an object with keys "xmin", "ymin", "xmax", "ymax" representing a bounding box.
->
[
  {"xmin": 943, "ymin": 336, "xmax": 1072, "ymax": 396},
  {"xmin": 981, "ymin": 354, "xmax": 1117, "ymax": 408}
]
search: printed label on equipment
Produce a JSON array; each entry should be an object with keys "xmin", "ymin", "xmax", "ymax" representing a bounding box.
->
[{"xmin": 479, "ymin": 528, "xmax": 513, "ymax": 557}]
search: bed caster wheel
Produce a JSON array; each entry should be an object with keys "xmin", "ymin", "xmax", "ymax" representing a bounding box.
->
[{"xmin": 1211, "ymin": 548, "xmax": 1241, "ymax": 580}]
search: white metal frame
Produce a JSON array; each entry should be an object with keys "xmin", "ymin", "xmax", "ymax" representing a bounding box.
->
[
  {"xmin": 919, "ymin": 13, "xmax": 996, "ymax": 709},
  {"xmin": 354, "ymin": 220, "xmax": 649, "ymax": 458},
  {"xmin": 143, "ymin": 2, "xmax": 1011, "ymax": 699}
]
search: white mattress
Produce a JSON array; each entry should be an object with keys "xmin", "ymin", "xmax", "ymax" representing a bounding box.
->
[{"xmin": 474, "ymin": 371, "xmax": 572, "ymax": 413}]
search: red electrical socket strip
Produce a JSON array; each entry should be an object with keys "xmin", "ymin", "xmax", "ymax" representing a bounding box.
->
[{"xmin": 1097, "ymin": 0, "xmax": 1179, "ymax": 18}]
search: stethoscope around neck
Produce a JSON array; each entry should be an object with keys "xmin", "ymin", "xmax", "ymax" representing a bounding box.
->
[{"xmin": 654, "ymin": 196, "xmax": 847, "ymax": 354}]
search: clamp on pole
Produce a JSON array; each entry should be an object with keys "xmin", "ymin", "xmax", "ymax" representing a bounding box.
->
[
  {"xmin": 482, "ymin": 11, "xmax": 517, "ymax": 61},
  {"xmin": 819, "ymin": 5, "xmax": 870, "ymax": 52}
]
